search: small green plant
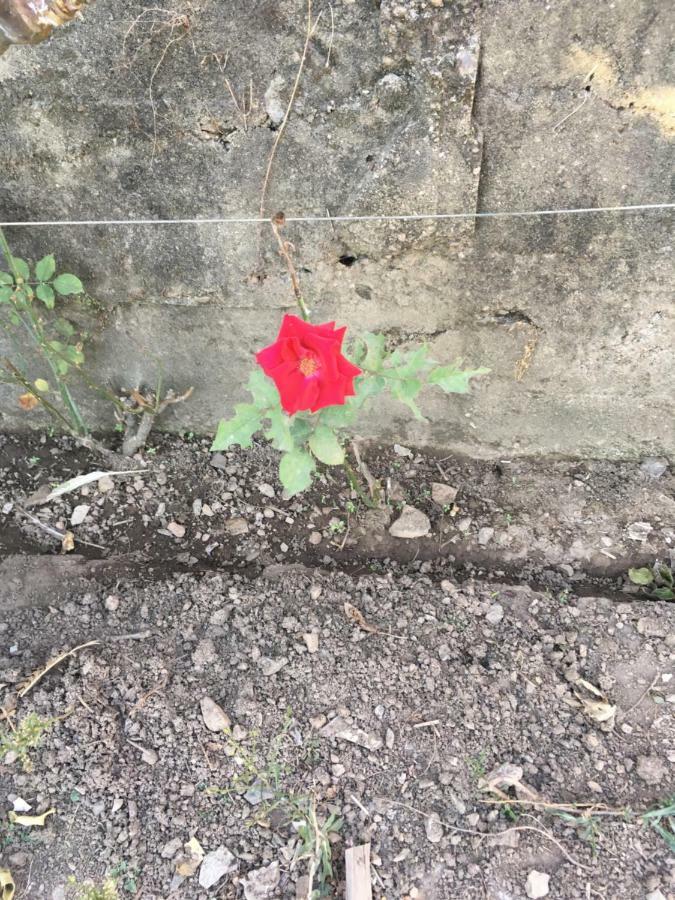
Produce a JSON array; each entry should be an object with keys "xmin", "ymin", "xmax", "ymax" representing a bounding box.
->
[
  {"xmin": 0, "ymin": 228, "xmax": 191, "ymax": 458},
  {"xmin": 212, "ymin": 216, "xmax": 489, "ymax": 499},
  {"xmin": 209, "ymin": 717, "xmax": 341, "ymax": 897},
  {"xmin": 552, "ymin": 810, "xmax": 602, "ymax": 855},
  {"xmin": 468, "ymin": 750, "xmax": 488, "ymax": 781},
  {"xmin": 67, "ymin": 876, "xmax": 119, "ymax": 900},
  {"xmin": 328, "ymin": 518, "xmax": 346, "ymax": 535},
  {"xmin": 0, "ymin": 711, "xmax": 54, "ymax": 771},
  {"xmin": 628, "ymin": 560, "xmax": 674, "ymax": 600},
  {"xmin": 291, "ymin": 796, "xmax": 343, "ymax": 898},
  {"xmin": 641, "ymin": 797, "xmax": 675, "ymax": 852}
]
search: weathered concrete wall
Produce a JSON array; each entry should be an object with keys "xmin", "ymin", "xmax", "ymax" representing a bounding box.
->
[{"xmin": 0, "ymin": 0, "xmax": 673, "ymax": 458}]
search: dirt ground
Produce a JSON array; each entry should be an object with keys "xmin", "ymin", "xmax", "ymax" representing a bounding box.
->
[{"xmin": 0, "ymin": 433, "xmax": 673, "ymax": 899}]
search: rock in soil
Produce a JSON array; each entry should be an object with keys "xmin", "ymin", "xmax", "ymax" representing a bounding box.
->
[{"xmin": 389, "ymin": 504, "xmax": 431, "ymax": 538}]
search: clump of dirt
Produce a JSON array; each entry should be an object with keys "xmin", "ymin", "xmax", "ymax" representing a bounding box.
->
[{"xmin": 0, "ymin": 569, "xmax": 673, "ymax": 898}]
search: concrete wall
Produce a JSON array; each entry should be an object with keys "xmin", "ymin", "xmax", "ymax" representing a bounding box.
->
[{"xmin": 0, "ymin": 0, "xmax": 672, "ymax": 458}]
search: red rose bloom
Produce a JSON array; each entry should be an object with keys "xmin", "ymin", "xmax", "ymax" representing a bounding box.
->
[{"xmin": 256, "ymin": 314, "xmax": 362, "ymax": 415}]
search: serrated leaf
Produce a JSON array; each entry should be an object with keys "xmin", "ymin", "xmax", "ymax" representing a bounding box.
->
[
  {"xmin": 628, "ymin": 567, "xmax": 654, "ymax": 586},
  {"xmin": 361, "ymin": 332, "xmax": 386, "ymax": 371},
  {"xmin": 279, "ymin": 449, "xmax": 315, "ymax": 497},
  {"xmin": 56, "ymin": 359, "xmax": 69, "ymax": 376},
  {"xmin": 48, "ymin": 340, "xmax": 65, "ymax": 352},
  {"xmin": 352, "ymin": 374, "xmax": 386, "ymax": 407},
  {"xmin": 211, "ymin": 403, "xmax": 262, "ymax": 451},
  {"xmin": 36, "ymin": 283, "xmax": 55, "ymax": 309},
  {"xmin": 0, "ymin": 271, "xmax": 13, "ymax": 285},
  {"xmin": 394, "ymin": 345, "xmax": 432, "ymax": 378},
  {"xmin": 309, "ymin": 424, "xmax": 345, "ymax": 465},
  {"xmin": 248, "ymin": 369, "xmax": 280, "ymax": 409},
  {"xmin": 0, "ymin": 286, "xmax": 12, "ymax": 303},
  {"xmin": 265, "ymin": 407, "xmax": 295, "ymax": 452},
  {"xmin": 10, "ymin": 258, "xmax": 29, "ymax": 281},
  {"xmin": 34, "ymin": 379, "xmax": 49, "ymax": 393},
  {"xmin": 53, "ymin": 273, "xmax": 83, "ymax": 295},
  {"xmin": 428, "ymin": 365, "xmax": 490, "ymax": 394},
  {"xmin": 391, "ymin": 378, "xmax": 424, "ymax": 419},
  {"xmin": 651, "ymin": 587, "xmax": 674, "ymax": 601},
  {"xmin": 320, "ymin": 401, "xmax": 359, "ymax": 428},
  {"xmin": 35, "ymin": 254, "xmax": 56, "ymax": 281}
]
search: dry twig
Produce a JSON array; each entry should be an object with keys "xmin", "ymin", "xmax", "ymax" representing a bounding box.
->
[{"xmin": 18, "ymin": 640, "xmax": 100, "ymax": 699}]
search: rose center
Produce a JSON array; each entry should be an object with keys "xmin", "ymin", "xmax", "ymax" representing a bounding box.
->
[{"xmin": 298, "ymin": 357, "xmax": 319, "ymax": 377}]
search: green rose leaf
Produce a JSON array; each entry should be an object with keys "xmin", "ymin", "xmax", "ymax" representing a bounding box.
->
[
  {"xmin": 352, "ymin": 374, "xmax": 386, "ymax": 408},
  {"xmin": 0, "ymin": 271, "xmax": 13, "ymax": 285},
  {"xmin": 290, "ymin": 416, "xmax": 312, "ymax": 442},
  {"xmin": 361, "ymin": 332, "xmax": 386, "ymax": 371},
  {"xmin": 64, "ymin": 345, "xmax": 85, "ymax": 366},
  {"xmin": 11, "ymin": 257, "xmax": 30, "ymax": 281},
  {"xmin": 53, "ymin": 273, "xmax": 84, "ymax": 295},
  {"xmin": 394, "ymin": 345, "xmax": 431, "ymax": 378},
  {"xmin": 391, "ymin": 378, "xmax": 424, "ymax": 419},
  {"xmin": 320, "ymin": 401, "xmax": 358, "ymax": 428},
  {"xmin": 56, "ymin": 358, "xmax": 70, "ymax": 376},
  {"xmin": 428, "ymin": 365, "xmax": 491, "ymax": 394},
  {"xmin": 309, "ymin": 424, "xmax": 345, "ymax": 465},
  {"xmin": 48, "ymin": 340, "xmax": 65, "ymax": 352},
  {"xmin": 212, "ymin": 403, "xmax": 262, "ymax": 451},
  {"xmin": 35, "ymin": 254, "xmax": 56, "ymax": 282},
  {"xmin": 248, "ymin": 369, "xmax": 280, "ymax": 410},
  {"xmin": 265, "ymin": 407, "xmax": 295, "ymax": 452},
  {"xmin": 36, "ymin": 283, "xmax": 55, "ymax": 309},
  {"xmin": 650, "ymin": 586, "xmax": 674, "ymax": 601},
  {"xmin": 0, "ymin": 286, "xmax": 13, "ymax": 303},
  {"xmin": 54, "ymin": 318, "xmax": 76, "ymax": 338},
  {"xmin": 627, "ymin": 567, "xmax": 654, "ymax": 586},
  {"xmin": 279, "ymin": 449, "xmax": 315, "ymax": 497}
]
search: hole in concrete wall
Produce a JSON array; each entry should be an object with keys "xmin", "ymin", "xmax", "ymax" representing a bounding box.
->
[{"xmin": 338, "ymin": 254, "xmax": 358, "ymax": 267}]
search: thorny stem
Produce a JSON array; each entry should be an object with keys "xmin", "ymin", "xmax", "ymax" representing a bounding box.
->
[
  {"xmin": 270, "ymin": 214, "xmax": 310, "ymax": 321},
  {"xmin": 0, "ymin": 226, "xmax": 88, "ymax": 435},
  {"xmin": 258, "ymin": 0, "xmax": 318, "ymax": 224}
]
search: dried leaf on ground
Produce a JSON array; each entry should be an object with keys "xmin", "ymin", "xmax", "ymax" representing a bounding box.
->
[
  {"xmin": 175, "ymin": 836, "xmax": 205, "ymax": 876},
  {"xmin": 18, "ymin": 393, "xmax": 39, "ymax": 411},
  {"xmin": 61, "ymin": 531, "xmax": 75, "ymax": 552},
  {"xmin": 0, "ymin": 868, "xmax": 14, "ymax": 900},
  {"xmin": 344, "ymin": 602, "xmax": 378, "ymax": 634},
  {"xmin": 200, "ymin": 696, "xmax": 231, "ymax": 732},
  {"xmin": 573, "ymin": 678, "xmax": 616, "ymax": 725},
  {"xmin": 28, "ymin": 469, "xmax": 140, "ymax": 506},
  {"xmin": 8, "ymin": 807, "xmax": 55, "ymax": 827}
]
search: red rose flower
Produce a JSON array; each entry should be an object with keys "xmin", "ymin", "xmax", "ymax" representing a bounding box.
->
[{"xmin": 256, "ymin": 314, "xmax": 362, "ymax": 415}]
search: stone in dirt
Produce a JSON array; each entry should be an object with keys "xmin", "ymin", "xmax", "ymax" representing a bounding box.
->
[
  {"xmin": 200, "ymin": 696, "xmax": 231, "ymax": 732},
  {"xmin": 225, "ymin": 517, "xmax": 249, "ymax": 535},
  {"xmin": 526, "ymin": 870, "xmax": 550, "ymax": 898},
  {"xmin": 259, "ymin": 656, "xmax": 288, "ymax": 676},
  {"xmin": 389, "ymin": 505, "xmax": 431, "ymax": 539},
  {"xmin": 431, "ymin": 482, "xmax": 458, "ymax": 505},
  {"xmin": 485, "ymin": 603, "xmax": 504, "ymax": 625},
  {"xmin": 636, "ymin": 755, "xmax": 667, "ymax": 785},
  {"xmin": 303, "ymin": 632, "xmax": 319, "ymax": 653},
  {"xmin": 198, "ymin": 845, "xmax": 238, "ymax": 889},
  {"xmin": 241, "ymin": 860, "xmax": 280, "ymax": 899},
  {"xmin": 97, "ymin": 474, "xmax": 114, "ymax": 492},
  {"xmin": 167, "ymin": 521, "xmax": 186, "ymax": 538},
  {"xmin": 320, "ymin": 716, "xmax": 382, "ymax": 750},
  {"xmin": 425, "ymin": 811, "xmax": 444, "ymax": 843},
  {"xmin": 70, "ymin": 504, "xmax": 90, "ymax": 526},
  {"xmin": 478, "ymin": 526, "xmax": 495, "ymax": 546}
]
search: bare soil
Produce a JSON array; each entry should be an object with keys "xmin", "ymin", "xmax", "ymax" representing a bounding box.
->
[{"xmin": 0, "ymin": 433, "xmax": 673, "ymax": 899}]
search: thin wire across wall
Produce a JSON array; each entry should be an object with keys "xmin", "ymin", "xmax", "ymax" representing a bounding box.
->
[{"xmin": 0, "ymin": 201, "xmax": 672, "ymax": 229}]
